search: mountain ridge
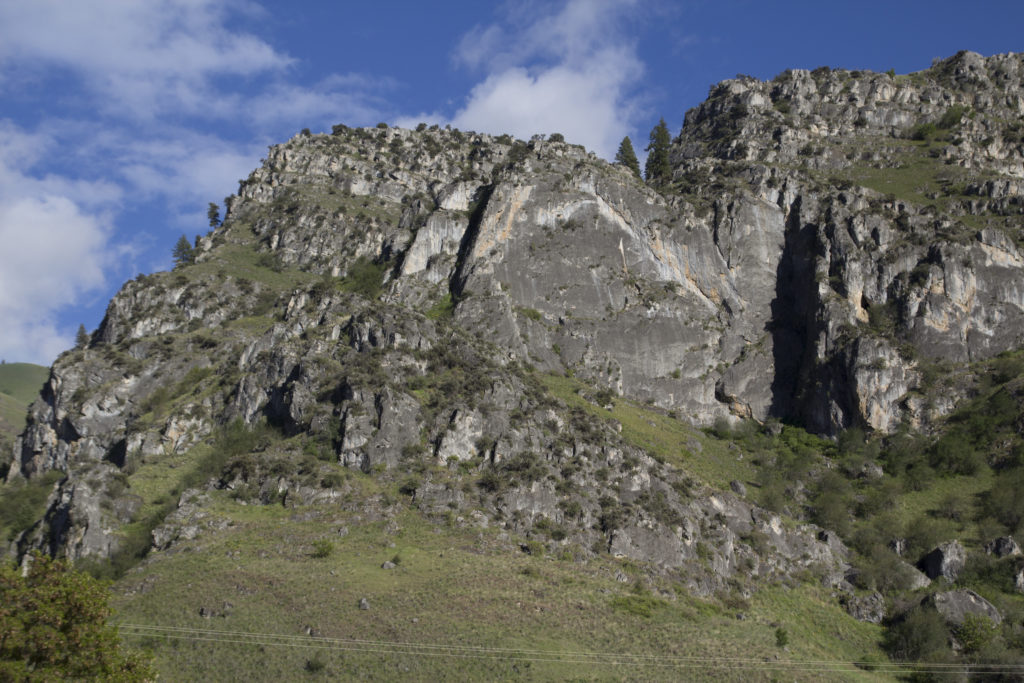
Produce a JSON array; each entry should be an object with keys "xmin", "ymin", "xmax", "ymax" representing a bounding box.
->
[{"xmin": 4, "ymin": 50, "xmax": 1024, "ymax": 677}]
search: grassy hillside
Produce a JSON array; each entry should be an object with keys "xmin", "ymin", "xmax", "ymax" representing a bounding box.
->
[
  {"xmin": 0, "ymin": 363, "xmax": 48, "ymax": 470},
  {"xmin": 0, "ymin": 362, "xmax": 48, "ymax": 404},
  {"xmin": 112, "ymin": 500, "xmax": 887, "ymax": 681},
  {"xmin": 95, "ymin": 353, "xmax": 1024, "ymax": 679}
]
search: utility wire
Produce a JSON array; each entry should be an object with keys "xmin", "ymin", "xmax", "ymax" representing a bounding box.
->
[{"xmin": 119, "ymin": 623, "xmax": 1024, "ymax": 675}]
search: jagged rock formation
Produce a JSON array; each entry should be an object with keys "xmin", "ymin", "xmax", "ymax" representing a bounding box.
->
[{"xmin": 6, "ymin": 52, "xmax": 1024, "ymax": 595}]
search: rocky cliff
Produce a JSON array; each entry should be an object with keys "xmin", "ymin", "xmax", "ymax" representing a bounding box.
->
[{"xmin": 6, "ymin": 51, "xmax": 1024, "ymax": 597}]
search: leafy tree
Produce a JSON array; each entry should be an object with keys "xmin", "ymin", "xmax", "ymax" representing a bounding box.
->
[
  {"xmin": 885, "ymin": 607, "xmax": 950, "ymax": 662},
  {"xmin": 644, "ymin": 118, "xmax": 671, "ymax": 184},
  {"xmin": 172, "ymin": 234, "xmax": 195, "ymax": 267},
  {"xmin": 615, "ymin": 136, "xmax": 641, "ymax": 178},
  {"xmin": 75, "ymin": 324, "xmax": 89, "ymax": 349},
  {"xmin": 548, "ymin": 133, "xmax": 565, "ymax": 143},
  {"xmin": 0, "ymin": 553, "xmax": 154, "ymax": 681},
  {"xmin": 207, "ymin": 202, "xmax": 221, "ymax": 228}
]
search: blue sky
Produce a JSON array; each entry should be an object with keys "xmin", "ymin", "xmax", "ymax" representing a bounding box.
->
[{"xmin": 1, "ymin": 0, "xmax": 1022, "ymax": 365}]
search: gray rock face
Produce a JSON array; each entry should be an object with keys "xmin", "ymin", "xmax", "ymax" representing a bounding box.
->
[
  {"xmin": 843, "ymin": 592, "xmax": 886, "ymax": 623},
  {"xmin": 920, "ymin": 540, "xmax": 966, "ymax": 582},
  {"xmin": 7, "ymin": 53, "xmax": 1024, "ymax": 587},
  {"xmin": 927, "ymin": 589, "xmax": 1002, "ymax": 626}
]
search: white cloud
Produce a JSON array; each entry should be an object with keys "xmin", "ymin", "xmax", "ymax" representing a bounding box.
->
[
  {"xmin": 0, "ymin": 0, "xmax": 390, "ymax": 130},
  {"xmin": 445, "ymin": 0, "xmax": 644, "ymax": 159},
  {"xmin": 242, "ymin": 74, "xmax": 392, "ymax": 130},
  {"xmin": 0, "ymin": 2, "xmax": 399, "ymax": 364},
  {"xmin": 113, "ymin": 131, "xmax": 261, "ymax": 208},
  {"xmin": 0, "ymin": 125, "xmax": 115, "ymax": 363},
  {"xmin": 0, "ymin": 0, "xmax": 290, "ymax": 120}
]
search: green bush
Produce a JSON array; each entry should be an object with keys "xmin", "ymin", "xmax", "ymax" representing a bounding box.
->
[
  {"xmin": 502, "ymin": 451, "xmax": 546, "ymax": 484},
  {"xmin": 775, "ymin": 627, "xmax": 789, "ymax": 648},
  {"xmin": 910, "ymin": 122, "xmax": 938, "ymax": 141},
  {"xmin": 339, "ymin": 258, "xmax": 389, "ymax": 299},
  {"xmin": 938, "ymin": 105, "xmax": 968, "ymax": 130},
  {"xmin": 885, "ymin": 607, "xmax": 949, "ymax": 662},
  {"xmin": 311, "ymin": 540, "xmax": 334, "ymax": 558},
  {"xmin": 305, "ymin": 654, "xmax": 326, "ymax": 673},
  {"xmin": 929, "ymin": 432, "xmax": 984, "ymax": 476}
]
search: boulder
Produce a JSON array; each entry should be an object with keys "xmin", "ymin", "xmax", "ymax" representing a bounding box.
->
[
  {"xmin": 920, "ymin": 540, "xmax": 965, "ymax": 582},
  {"xmin": 984, "ymin": 536, "xmax": 1021, "ymax": 557},
  {"xmin": 926, "ymin": 589, "xmax": 1001, "ymax": 626},
  {"xmin": 843, "ymin": 592, "xmax": 885, "ymax": 623}
]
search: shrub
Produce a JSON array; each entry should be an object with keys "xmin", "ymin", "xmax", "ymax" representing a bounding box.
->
[
  {"xmin": 477, "ymin": 469, "xmax": 505, "ymax": 493},
  {"xmin": 885, "ymin": 607, "xmax": 949, "ymax": 662},
  {"xmin": 311, "ymin": 540, "xmax": 334, "ymax": 558},
  {"xmin": 320, "ymin": 472, "xmax": 345, "ymax": 489},
  {"xmin": 502, "ymin": 451, "xmax": 546, "ymax": 484},
  {"xmin": 910, "ymin": 122, "xmax": 938, "ymax": 141},
  {"xmin": 929, "ymin": 432, "xmax": 983, "ymax": 476},
  {"xmin": 938, "ymin": 105, "xmax": 968, "ymax": 130},
  {"xmin": 775, "ymin": 627, "xmax": 789, "ymax": 648},
  {"xmin": 305, "ymin": 654, "xmax": 326, "ymax": 672},
  {"xmin": 339, "ymin": 257, "xmax": 389, "ymax": 299},
  {"xmin": 956, "ymin": 613, "xmax": 996, "ymax": 654}
]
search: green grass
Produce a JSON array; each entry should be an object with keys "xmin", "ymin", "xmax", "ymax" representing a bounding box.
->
[
  {"xmin": 0, "ymin": 362, "xmax": 48, "ymax": 438},
  {"xmin": 537, "ymin": 372, "xmax": 756, "ymax": 489},
  {"xmin": 891, "ymin": 469, "xmax": 994, "ymax": 541},
  {"xmin": 425, "ymin": 293, "xmax": 455, "ymax": 320},
  {"xmin": 838, "ymin": 139, "xmax": 969, "ymax": 207},
  {"xmin": 187, "ymin": 242, "xmax": 319, "ymax": 293},
  {"xmin": 111, "ymin": 499, "xmax": 887, "ymax": 681},
  {"xmin": 0, "ymin": 362, "xmax": 48, "ymax": 404}
]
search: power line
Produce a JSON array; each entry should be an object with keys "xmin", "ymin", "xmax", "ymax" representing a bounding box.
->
[{"xmin": 119, "ymin": 623, "xmax": 1024, "ymax": 675}]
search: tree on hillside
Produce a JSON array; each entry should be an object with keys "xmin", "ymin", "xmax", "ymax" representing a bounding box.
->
[
  {"xmin": 172, "ymin": 234, "xmax": 195, "ymax": 267},
  {"xmin": 75, "ymin": 325, "xmax": 89, "ymax": 349},
  {"xmin": 644, "ymin": 118, "xmax": 672, "ymax": 185},
  {"xmin": 207, "ymin": 202, "xmax": 221, "ymax": 228},
  {"xmin": 0, "ymin": 553, "xmax": 154, "ymax": 680},
  {"xmin": 615, "ymin": 136, "xmax": 641, "ymax": 178}
]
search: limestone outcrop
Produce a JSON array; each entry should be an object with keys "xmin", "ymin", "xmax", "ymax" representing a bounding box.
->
[{"xmin": 7, "ymin": 52, "xmax": 1024, "ymax": 586}]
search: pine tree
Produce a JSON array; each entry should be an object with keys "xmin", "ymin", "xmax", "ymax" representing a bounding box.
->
[
  {"xmin": 644, "ymin": 118, "xmax": 672, "ymax": 185},
  {"xmin": 615, "ymin": 136, "xmax": 641, "ymax": 178},
  {"xmin": 75, "ymin": 324, "xmax": 89, "ymax": 349},
  {"xmin": 172, "ymin": 234, "xmax": 195, "ymax": 267},
  {"xmin": 207, "ymin": 202, "xmax": 221, "ymax": 228}
]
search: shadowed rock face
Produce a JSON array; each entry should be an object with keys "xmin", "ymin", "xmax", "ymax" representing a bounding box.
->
[{"xmin": 7, "ymin": 52, "xmax": 1024, "ymax": 576}]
